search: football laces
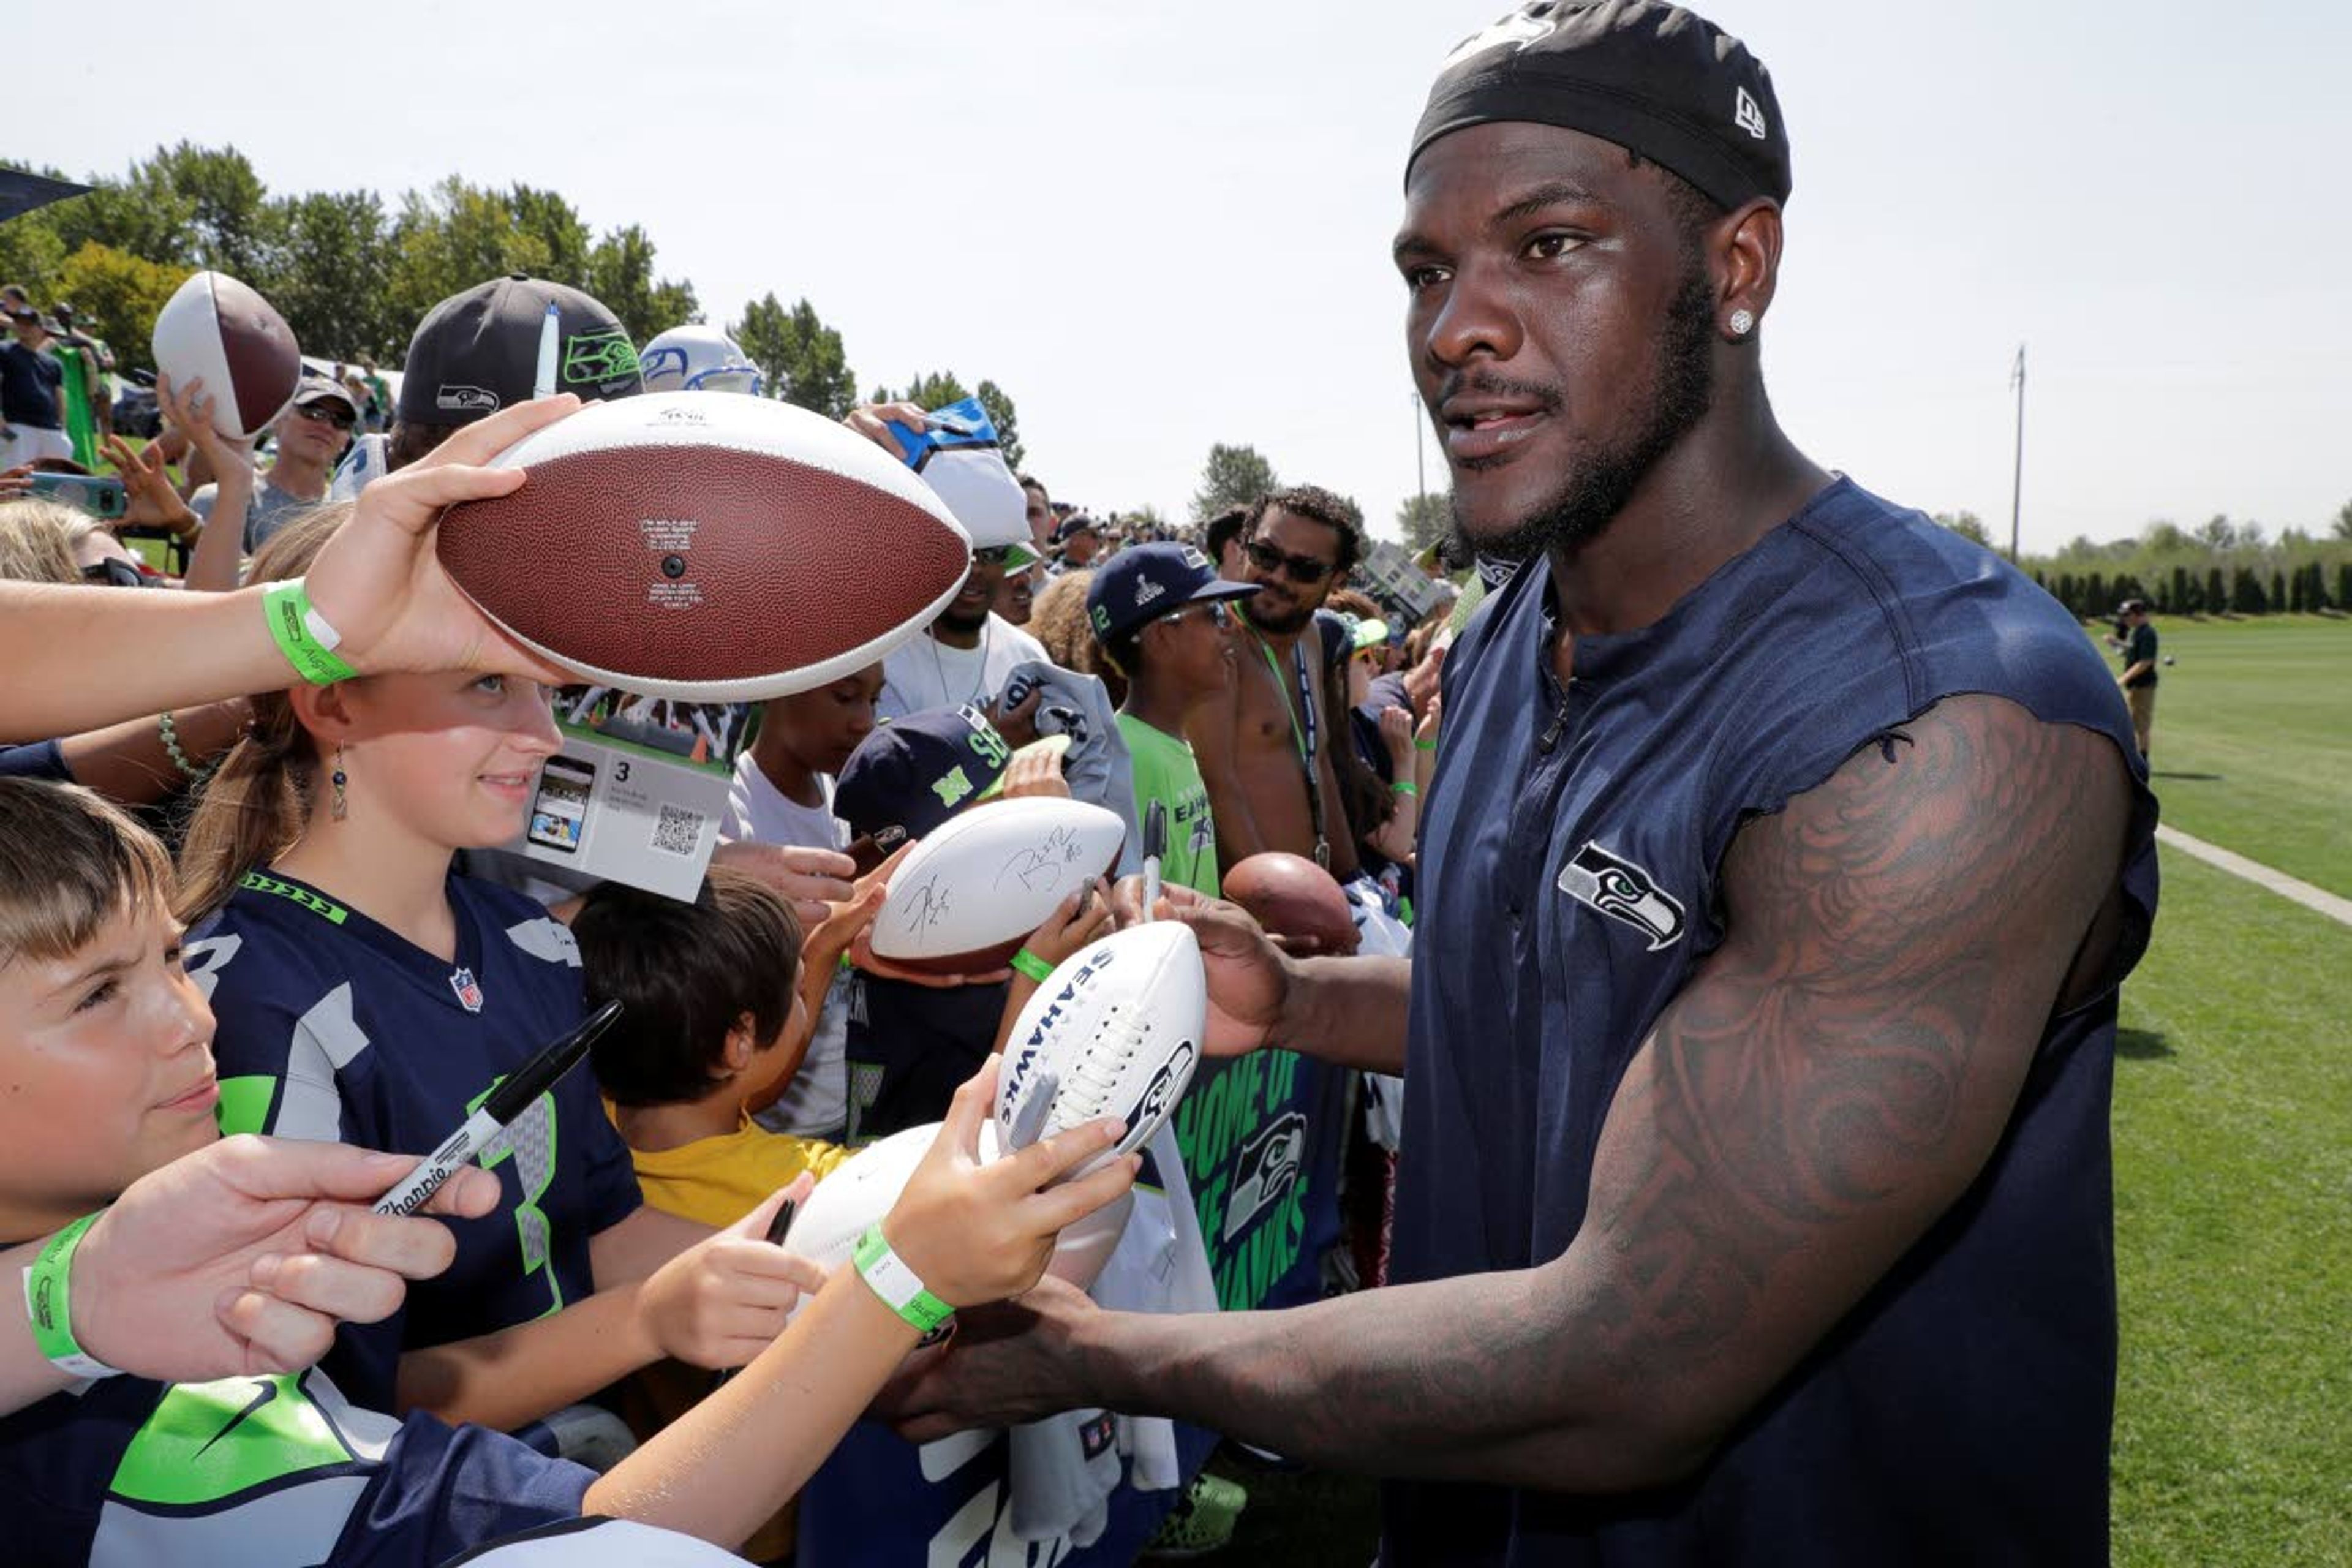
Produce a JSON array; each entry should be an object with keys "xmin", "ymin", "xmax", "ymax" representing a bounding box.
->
[{"xmin": 1052, "ymin": 1002, "xmax": 1150, "ymax": 1135}]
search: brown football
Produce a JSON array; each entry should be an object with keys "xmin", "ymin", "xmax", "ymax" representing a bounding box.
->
[
  {"xmin": 149, "ymin": 271, "xmax": 303, "ymax": 439},
  {"xmin": 1224, "ymin": 851, "xmax": 1361, "ymax": 955},
  {"xmin": 435, "ymin": 393, "xmax": 973, "ymax": 702}
]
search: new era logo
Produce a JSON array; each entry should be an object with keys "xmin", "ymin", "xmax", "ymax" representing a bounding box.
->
[{"xmin": 1734, "ymin": 86, "xmax": 1768, "ymax": 140}]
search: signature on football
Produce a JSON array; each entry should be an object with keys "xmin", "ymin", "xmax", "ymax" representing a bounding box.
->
[
  {"xmin": 899, "ymin": 875, "xmax": 952, "ymax": 931},
  {"xmin": 1000, "ymin": 826, "xmax": 1087, "ymax": 892}
]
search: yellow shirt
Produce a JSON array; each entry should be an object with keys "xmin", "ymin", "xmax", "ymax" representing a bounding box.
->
[{"xmin": 622, "ymin": 1111, "xmax": 853, "ymax": 1227}]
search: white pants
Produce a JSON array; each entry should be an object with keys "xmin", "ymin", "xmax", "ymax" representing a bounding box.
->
[{"xmin": 1, "ymin": 424, "xmax": 72, "ymax": 467}]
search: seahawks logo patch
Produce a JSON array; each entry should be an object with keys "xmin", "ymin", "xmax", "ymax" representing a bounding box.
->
[{"xmin": 1557, "ymin": 842, "xmax": 1685, "ymax": 951}]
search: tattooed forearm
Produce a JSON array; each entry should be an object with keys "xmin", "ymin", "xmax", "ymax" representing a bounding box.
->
[{"xmin": 1067, "ymin": 696, "xmax": 2131, "ymax": 1493}]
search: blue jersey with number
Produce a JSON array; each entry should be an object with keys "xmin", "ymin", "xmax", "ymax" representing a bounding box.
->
[
  {"xmin": 190, "ymin": 871, "xmax": 642, "ymax": 1411},
  {"xmin": 0, "ymin": 1364, "xmax": 589, "ymax": 1568},
  {"xmin": 1386, "ymin": 479, "xmax": 2159, "ymax": 1565}
]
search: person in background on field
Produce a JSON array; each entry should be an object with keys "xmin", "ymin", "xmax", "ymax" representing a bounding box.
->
[
  {"xmin": 2108, "ymin": 598, "xmax": 2160, "ymax": 760},
  {"xmin": 1087, "ymin": 543, "xmax": 1257, "ymax": 899},
  {"xmin": 0, "ymin": 296, "xmax": 70, "ymax": 468},
  {"xmin": 1203, "ymin": 505, "xmax": 1250, "ymax": 582},
  {"xmin": 186, "ymin": 373, "xmax": 358, "ymax": 558}
]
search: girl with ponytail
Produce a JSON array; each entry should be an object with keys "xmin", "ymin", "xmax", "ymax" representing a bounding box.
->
[{"xmin": 181, "ymin": 504, "xmax": 816, "ymax": 1434}]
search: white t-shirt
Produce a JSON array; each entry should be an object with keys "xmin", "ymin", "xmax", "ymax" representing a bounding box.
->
[
  {"xmin": 878, "ymin": 615, "xmax": 1051, "ymax": 721},
  {"xmin": 725, "ymin": 753, "xmax": 853, "ymax": 1139}
]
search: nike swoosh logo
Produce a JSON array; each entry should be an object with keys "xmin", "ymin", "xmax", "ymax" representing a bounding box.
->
[{"xmin": 196, "ymin": 1379, "xmax": 277, "ymax": 1456}]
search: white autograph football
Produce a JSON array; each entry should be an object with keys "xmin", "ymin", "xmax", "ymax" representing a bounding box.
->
[
  {"xmin": 775, "ymin": 1121, "xmax": 1131, "ymax": 1320},
  {"xmin": 995, "ymin": 922, "xmax": 1207, "ymax": 1180},
  {"xmin": 870, "ymin": 796, "xmax": 1127, "ymax": 973}
]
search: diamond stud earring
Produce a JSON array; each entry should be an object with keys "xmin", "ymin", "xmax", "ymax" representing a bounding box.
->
[{"xmin": 1728, "ymin": 309, "xmax": 1755, "ymax": 336}]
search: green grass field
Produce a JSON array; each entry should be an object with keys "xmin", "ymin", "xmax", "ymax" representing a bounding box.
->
[
  {"xmin": 1224, "ymin": 617, "xmax": 2351, "ymax": 1564},
  {"xmin": 2111, "ymin": 614, "xmax": 2352, "ymax": 898}
]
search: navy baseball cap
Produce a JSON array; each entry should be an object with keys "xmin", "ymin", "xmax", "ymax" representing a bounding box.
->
[
  {"xmin": 834, "ymin": 704, "xmax": 1016, "ymax": 843},
  {"xmin": 1086, "ymin": 542, "xmax": 1260, "ymax": 644}
]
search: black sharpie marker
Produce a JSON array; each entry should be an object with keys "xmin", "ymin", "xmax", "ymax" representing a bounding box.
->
[{"xmin": 372, "ymin": 998, "xmax": 622, "ymax": 1218}]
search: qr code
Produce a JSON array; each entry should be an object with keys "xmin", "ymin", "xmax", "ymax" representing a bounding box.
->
[{"xmin": 650, "ymin": 802, "xmax": 704, "ymax": 858}]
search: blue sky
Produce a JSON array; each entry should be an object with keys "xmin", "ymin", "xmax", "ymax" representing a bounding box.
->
[{"xmin": 16, "ymin": 0, "xmax": 2344, "ymax": 551}]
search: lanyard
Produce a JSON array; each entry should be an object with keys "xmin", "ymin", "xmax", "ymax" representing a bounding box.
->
[{"xmin": 1242, "ymin": 610, "xmax": 1330, "ymax": 868}]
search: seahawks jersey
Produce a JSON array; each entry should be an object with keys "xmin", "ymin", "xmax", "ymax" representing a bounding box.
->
[
  {"xmin": 0, "ymin": 1365, "xmax": 589, "ymax": 1567},
  {"xmin": 188, "ymin": 870, "xmax": 641, "ymax": 1410}
]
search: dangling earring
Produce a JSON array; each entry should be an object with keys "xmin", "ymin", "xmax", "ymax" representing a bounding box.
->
[{"xmin": 330, "ymin": 745, "xmax": 349, "ymax": 821}]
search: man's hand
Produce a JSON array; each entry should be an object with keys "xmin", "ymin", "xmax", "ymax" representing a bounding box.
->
[
  {"xmin": 1106, "ymin": 879, "xmax": 1289, "ymax": 1057},
  {"xmin": 71, "ymin": 1135, "xmax": 500, "ymax": 1381},
  {"xmin": 304, "ymin": 396, "xmax": 582, "ymax": 680},
  {"xmin": 711, "ymin": 839, "xmax": 858, "ymax": 929},
  {"xmin": 881, "ymin": 1276, "xmax": 1101, "ymax": 1441},
  {"xmin": 155, "ymin": 374, "xmax": 255, "ymax": 484},
  {"xmin": 841, "ymin": 401, "xmax": 929, "ymax": 457}
]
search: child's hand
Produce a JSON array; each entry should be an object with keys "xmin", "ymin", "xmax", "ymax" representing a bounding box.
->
[
  {"xmin": 801, "ymin": 842, "xmax": 903, "ymax": 974},
  {"xmin": 1415, "ymin": 690, "xmax": 1443, "ymax": 752},
  {"xmin": 635, "ymin": 1176, "xmax": 825, "ymax": 1368},
  {"xmin": 883, "ymin": 1061, "xmax": 1138, "ymax": 1310},
  {"xmin": 1379, "ymin": 703, "xmax": 1415, "ymax": 767},
  {"xmin": 1021, "ymin": 879, "xmax": 1112, "ymax": 969},
  {"xmin": 997, "ymin": 740, "xmax": 1069, "ymax": 801}
]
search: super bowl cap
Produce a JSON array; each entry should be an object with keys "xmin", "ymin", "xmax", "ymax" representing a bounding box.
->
[
  {"xmin": 835, "ymin": 704, "xmax": 1016, "ymax": 843},
  {"xmin": 1085, "ymin": 541, "xmax": 1259, "ymax": 644},
  {"xmin": 1409, "ymin": 1, "xmax": 1791, "ymax": 212},
  {"xmin": 397, "ymin": 274, "xmax": 642, "ymax": 426}
]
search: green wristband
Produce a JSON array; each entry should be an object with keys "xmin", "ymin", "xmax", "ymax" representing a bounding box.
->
[
  {"xmin": 23, "ymin": 1212, "xmax": 120, "ymax": 1380},
  {"xmin": 263, "ymin": 578, "xmax": 358, "ymax": 686},
  {"xmin": 1414, "ymin": 737, "xmax": 1438, "ymax": 752},
  {"xmin": 853, "ymin": 1224, "xmax": 956, "ymax": 1335},
  {"xmin": 1009, "ymin": 947, "xmax": 1056, "ymax": 984},
  {"xmin": 1391, "ymin": 780, "xmax": 1419, "ymax": 796}
]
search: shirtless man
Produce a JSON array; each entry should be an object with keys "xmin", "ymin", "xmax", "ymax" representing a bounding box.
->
[{"xmin": 1188, "ymin": 484, "xmax": 1363, "ymax": 881}]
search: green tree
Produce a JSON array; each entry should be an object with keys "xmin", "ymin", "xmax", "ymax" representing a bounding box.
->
[
  {"xmin": 386, "ymin": 178, "xmax": 557, "ymax": 340},
  {"xmin": 584, "ymin": 224, "xmax": 697, "ymax": 344},
  {"xmin": 2205, "ymin": 566, "xmax": 2226, "ymax": 613},
  {"xmin": 270, "ymin": 190, "xmax": 401, "ymax": 361},
  {"xmin": 1933, "ymin": 510, "xmax": 1992, "ymax": 548},
  {"xmin": 147, "ymin": 143, "xmax": 275, "ymax": 279},
  {"xmin": 1193, "ymin": 443, "xmax": 1278, "ymax": 520},
  {"xmin": 55, "ymin": 243, "xmax": 192, "ymax": 377},
  {"xmin": 731, "ymin": 294, "xmax": 859, "ymax": 419},
  {"xmin": 971, "ymin": 379, "xmax": 1023, "ymax": 470},
  {"xmin": 2196, "ymin": 514, "xmax": 2236, "ymax": 552},
  {"xmin": 1396, "ymin": 491, "xmax": 1450, "ymax": 552},
  {"xmin": 507, "ymin": 185, "xmax": 592, "ymax": 283},
  {"xmin": 2333, "ymin": 499, "xmax": 2352, "ymax": 541}
]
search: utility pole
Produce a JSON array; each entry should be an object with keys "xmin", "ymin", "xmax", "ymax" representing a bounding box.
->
[{"xmin": 2008, "ymin": 344, "xmax": 2027, "ymax": 564}]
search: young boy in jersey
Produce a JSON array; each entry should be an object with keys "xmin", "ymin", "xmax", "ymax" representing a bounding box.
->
[
  {"xmin": 832, "ymin": 704, "xmax": 1074, "ymax": 1144},
  {"xmin": 1085, "ymin": 543, "xmax": 1260, "ymax": 899},
  {"xmin": 723, "ymin": 665, "xmax": 884, "ymax": 1142},
  {"xmin": 0, "ymin": 777, "xmax": 1140, "ymax": 1566}
]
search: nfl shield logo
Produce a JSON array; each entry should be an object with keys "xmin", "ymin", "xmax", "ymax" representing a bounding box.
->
[{"xmin": 448, "ymin": 967, "xmax": 485, "ymax": 1013}]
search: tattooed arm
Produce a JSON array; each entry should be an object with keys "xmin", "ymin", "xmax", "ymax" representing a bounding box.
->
[{"xmin": 894, "ymin": 695, "xmax": 2133, "ymax": 1489}]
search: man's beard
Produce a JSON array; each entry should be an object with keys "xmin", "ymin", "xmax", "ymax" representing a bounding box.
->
[
  {"xmin": 1244, "ymin": 589, "xmax": 1319, "ymax": 636},
  {"xmin": 1450, "ymin": 262, "xmax": 1717, "ymax": 565}
]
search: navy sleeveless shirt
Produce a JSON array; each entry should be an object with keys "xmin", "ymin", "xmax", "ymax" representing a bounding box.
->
[{"xmin": 1384, "ymin": 478, "xmax": 2158, "ymax": 1565}]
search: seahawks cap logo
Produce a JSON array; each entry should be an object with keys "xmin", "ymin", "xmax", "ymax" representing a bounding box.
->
[{"xmin": 1558, "ymin": 842, "xmax": 1685, "ymax": 951}]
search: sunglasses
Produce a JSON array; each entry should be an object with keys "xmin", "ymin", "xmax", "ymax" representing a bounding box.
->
[
  {"xmin": 1244, "ymin": 539, "xmax": 1336, "ymax": 585},
  {"xmin": 971, "ymin": 545, "xmax": 1021, "ymax": 567},
  {"xmin": 293, "ymin": 401, "xmax": 357, "ymax": 432},
  {"xmin": 1158, "ymin": 601, "xmax": 1232, "ymax": 630}
]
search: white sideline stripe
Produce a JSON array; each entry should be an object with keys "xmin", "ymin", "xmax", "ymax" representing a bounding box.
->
[{"xmin": 2155, "ymin": 825, "xmax": 2352, "ymax": 930}]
